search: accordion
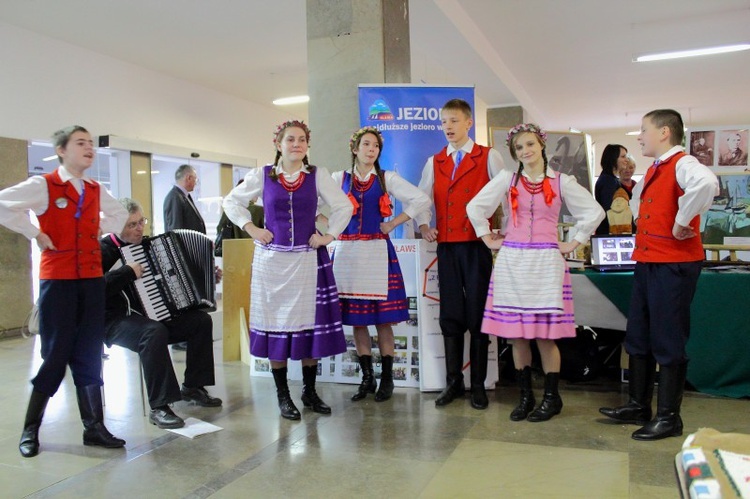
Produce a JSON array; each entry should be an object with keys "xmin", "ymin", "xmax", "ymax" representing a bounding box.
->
[{"xmin": 119, "ymin": 229, "xmax": 216, "ymax": 321}]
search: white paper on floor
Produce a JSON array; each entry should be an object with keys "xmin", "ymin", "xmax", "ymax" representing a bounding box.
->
[{"xmin": 166, "ymin": 418, "xmax": 223, "ymax": 438}]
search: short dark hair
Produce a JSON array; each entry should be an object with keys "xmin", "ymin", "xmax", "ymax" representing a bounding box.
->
[
  {"xmin": 52, "ymin": 125, "xmax": 89, "ymax": 162},
  {"xmin": 644, "ymin": 109, "xmax": 684, "ymax": 146},
  {"xmin": 442, "ymin": 99, "xmax": 472, "ymax": 119},
  {"xmin": 175, "ymin": 164, "xmax": 195, "ymax": 181},
  {"xmin": 600, "ymin": 144, "xmax": 626, "ymax": 175}
]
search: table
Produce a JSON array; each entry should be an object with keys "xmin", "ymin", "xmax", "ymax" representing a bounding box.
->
[{"xmin": 570, "ymin": 268, "xmax": 750, "ymax": 399}]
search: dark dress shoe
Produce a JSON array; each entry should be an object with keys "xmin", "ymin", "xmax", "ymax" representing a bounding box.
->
[
  {"xmin": 149, "ymin": 406, "xmax": 185, "ymax": 429},
  {"xmin": 301, "ymin": 388, "xmax": 332, "ymax": 414},
  {"xmin": 435, "ymin": 383, "xmax": 465, "ymax": 407},
  {"xmin": 181, "ymin": 386, "xmax": 223, "ymax": 407},
  {"xmin": 19, "ymin": 425, "xmax": 41, "ymax": 458},
  {"xmin": 470, "ymin": 385, "xmax": 489, "ymax": 410}
]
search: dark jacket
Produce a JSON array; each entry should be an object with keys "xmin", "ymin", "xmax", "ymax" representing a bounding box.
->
[
  {"xmin": 594, "ymin": 172, "xmax": 621, "ymax": 235},
  {"xmin": 163, "ymin": 185, "xmax": 206, "ymax": 233}
]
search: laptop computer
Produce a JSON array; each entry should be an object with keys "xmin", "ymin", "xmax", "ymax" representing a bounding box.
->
[{"xmin": 590, "ymin": 234, "xmax": 636, "ymax": 272}]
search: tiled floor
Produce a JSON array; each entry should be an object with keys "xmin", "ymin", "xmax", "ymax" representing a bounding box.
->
[{"xmin": 0, "ymin": 334, "xmax": 747, "ymax": 498}]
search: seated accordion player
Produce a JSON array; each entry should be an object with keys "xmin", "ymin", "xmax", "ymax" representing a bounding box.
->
[{"xmin": 119, "ymin": 229, "xmax": 216, "ymax": 321}]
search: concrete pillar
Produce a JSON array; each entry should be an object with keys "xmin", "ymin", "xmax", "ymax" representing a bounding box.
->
[
  {"xmin": 0, "ymin": 137, "xmax": 33, "ymax": 337},
  {"xmin": 306, "ymin": 0, "xmax": 410, "ymax": 172}
]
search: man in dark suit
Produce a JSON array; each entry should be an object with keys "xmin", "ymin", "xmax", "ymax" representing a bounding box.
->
[
  {"xmin": 103, "ymin": 198, "xmax": 221, "ymax": 429},
  {"xmin": 163, "ymin": 164, "xmax": 206, "ymax": 234},
  {"xmin": 163, "ymin": 164, "xmax": 205, "ymax": 350}
]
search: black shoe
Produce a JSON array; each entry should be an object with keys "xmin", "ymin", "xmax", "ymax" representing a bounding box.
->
[
  {"xmin": 149, "ymin": 406, "xmax": 185, "ymax": 429},
  {"xmin": 631, "ymin": 363, "xmax": 687, "ymax": 441},
  {"xmin": 510, "ymin": 367, "xmax": 535, "ymax": 421},
  {"xmin": 527, "ymin": 372, "xmax": 562, "ymax": 422},
  {"xmin": 279, "ymin": 394, "xmax": 301, "ymax": 420},
  {"xmin": 172, "ymin": 342, "xmax": 188, "ymax": 351},
  {"xmin": 352, "ymin": 355, "xmax": 377, "ymax": 402},
  {"xmin": 599, "ymin": 355, "xmax": 655, "ymax": 425},
  {"xmin": 181, "ymin": 386, "xmax": 223, "ymax": 407},
  {"xmin": 19, "ymin": 424, "xmax": 41, "ymax": 458},
  {"xmin": 435, "ymin": 383, "xmax": 465, "ymax": 407},
  {"xmin": 77, "ymin": 385, "xmax": 126, "ymax": 448},
  {"xmin": 301, "ymin": 388, "xmax": 332, "ymax": 414},
  {"xmin": 470, "ymin": 385, "xmax": 488, "ymax": 410},
  {"xmin": 598, "ymin": 403, "xmax": 652, "ymax": 425},
  {"xmin": 374, "ymin": 355, "xmax": 394, "ymax": 402}
]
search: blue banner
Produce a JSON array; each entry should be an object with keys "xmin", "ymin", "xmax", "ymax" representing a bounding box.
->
[{"xmin": 358, "ymin": 85, "xmax": 475, "ymax": 238}]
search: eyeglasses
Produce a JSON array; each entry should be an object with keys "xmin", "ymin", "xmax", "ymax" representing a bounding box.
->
[{"xmin": 125, "ymin": 218, "xmax": 148, "ymax": 230}]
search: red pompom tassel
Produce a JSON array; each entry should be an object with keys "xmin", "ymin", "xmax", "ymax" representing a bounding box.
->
[
  {"xmin": 509, "ymin": 185, "xmax": 519, "ymax": 227},
  {"xmin": 379, "ymin": 193, "xmax": 393, "ymax": 217},
  {"xmin": 542, "ymin": 177, "xmax": 556, "ymax": 206},
  {"xmin": 347, "ymin": 192, "xmax": 360, "ymax": 215}
]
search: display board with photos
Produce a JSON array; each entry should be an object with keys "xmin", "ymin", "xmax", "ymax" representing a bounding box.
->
[{"xmin": 690, "ymin": 126, "xmax": 750, "ymax": 245}]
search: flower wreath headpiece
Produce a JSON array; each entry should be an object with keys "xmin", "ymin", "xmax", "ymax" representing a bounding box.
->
[
  {"xmin": 349, "ymin": 126, "xmax": 383, "ymax": 151},
  {"xmin": 505, "ymin": 123, "xmax": 548, "ymax": 148},
  {"xmin": 273, "ymin": 120, "xmax": 311, "ymax": 144}
]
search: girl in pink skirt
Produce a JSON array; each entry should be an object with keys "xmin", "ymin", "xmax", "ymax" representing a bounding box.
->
[{"xmin": 467, "ymin": 124, "xmax": 604, "ymax": 422}]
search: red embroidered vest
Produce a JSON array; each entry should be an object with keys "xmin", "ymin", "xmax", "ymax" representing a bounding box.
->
[
  {"xmin": 433, "ymin": 144, "xmax": 491, "ymax": 243},
  {"xmin": 632, "ymin": 152, "xmax": 705, "ymax": 263},
  {"xmin": 38, "ymin": 171, "xmax": 103, "ymax": 279}
]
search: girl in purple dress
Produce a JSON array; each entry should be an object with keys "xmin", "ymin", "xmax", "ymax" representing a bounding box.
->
[
  {"xmin": 467, "ymin": 124, "xmax": 604, "ymax": 422},
  {"xmin": 222, "ymin": 121, "xmax": 353, "ymax": 420},
  {"xmin": 329, "ymin": 127, "xmax": 430, "ymax": 402}
]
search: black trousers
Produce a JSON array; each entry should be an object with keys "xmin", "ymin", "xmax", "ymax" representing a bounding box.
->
[
  {"xmin": 105, "ymin": 309, "xmax": 216, "ymax": 408},
  {"xmin": 34, "ymin": 278, "xmax": 106, "ymax": 396},
  {"xmin": 625, "ymin": 261, "xmax": 702, "ymax": 367},
  {"xmin": 436, "ymin": 241, "xmax": 493, "ymax": 338}
]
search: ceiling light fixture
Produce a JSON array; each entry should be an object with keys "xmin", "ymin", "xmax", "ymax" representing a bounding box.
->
[
  {"xmin": 272, "ymin": 95, "xmax": 310, "ymax": 106},
  {"xmin": 626, "ymin": 130, "xmax": 640, "ymax": 136},
  {"xmin": 42, "ymin": 154, "xmax": 57, "ymax": 161},
  {"xmin": 634, "ymin": 43, "xmax": 750, "ymax": 62},
  {"xmin": 569, "ymin": 127, "xmax": 582, "ymax": 134}
]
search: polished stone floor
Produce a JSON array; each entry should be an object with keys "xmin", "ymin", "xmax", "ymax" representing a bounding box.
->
[{"xmin": 0, "ymin": 334, "xmax": 747, "ymax": 498}]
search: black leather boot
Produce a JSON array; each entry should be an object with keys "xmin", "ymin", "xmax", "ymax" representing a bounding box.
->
[
  {"xmin": 375, "ymin": 355, "xmax": 394, "ymax": 402},
  {"xmin": 435, "ymin": 335, "xmax": 465, "ymax": 406},
  {"xmin": 527, "ymin": 372, "xmax": 563, "ymax": 422},
  {"xmin": 76, "ymin": 385, "xmax": 126, "ymax": 448},
  {"xmin": 599, "ymin": 355, "xmax": 656, "ymax": 424},
  {"xmin": 510, "ymin": 367, "xmax": 535, "ymax": 421},
  {"xmin": 301, "ymin": 364, "xmax": 331, "ymax": 414},
  {"xmin": 632, "ymin": 363, "xmax": 687, "ymax": 441},
  {"xmin": 469, "ymin": 335, "xmax": 489, "ymax": 409},
  {"xmin": 272, "ymin": 367, "xmax": 300, "ymax": 420},
  {"xmin": 19, "ymin": 390, "xmax": 50, "ymax": 458},
  {"xmin": 351, "ymin": 355, "xmax": 377, "ymax": 401}
]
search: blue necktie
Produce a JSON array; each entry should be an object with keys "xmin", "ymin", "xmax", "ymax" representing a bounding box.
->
[{"xmin": 451, "ymin": 150, "xmax": 463, "ymax": 180}]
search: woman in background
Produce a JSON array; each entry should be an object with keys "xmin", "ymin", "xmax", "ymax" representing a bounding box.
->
[{"xmin": 595, "ymin": 144, "xmax": 628, "ymax": 234}]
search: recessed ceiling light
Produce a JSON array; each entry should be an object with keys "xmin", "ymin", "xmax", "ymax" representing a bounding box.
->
[
  {"xmin": 272, "ymin": 95, "xmax": 310, "ymax": 106},
  {"xmin": 634, "ymin": 43, "xmax": 750, "ymax": 62}
]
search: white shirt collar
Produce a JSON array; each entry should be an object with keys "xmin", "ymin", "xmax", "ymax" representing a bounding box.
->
[
  {"xmin": 447, "ymin": 138, "xmax": 475, "ymax": 156},
  {"xmin": 352, "ymin": 167, "xmax": 377, "ymax": 181},
  {"xmin": 57, "ymin": 165, "xmax": 95, "ymax": 185},
  {"xmin": 521, "ymin": 166, "xmax": 556, "ymax": 182},
  {"xmin": 657, "ymin": 145, "xmax": 684, "ymax": 163},
  {"xmin": 273, "ymin": 163, "xmax": 311, "ymax": 177}
]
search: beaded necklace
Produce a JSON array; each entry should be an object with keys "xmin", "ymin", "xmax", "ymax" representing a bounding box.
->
[
  {"xmin": 278, "ymin": 170, "xmax": 306, "ymax": 192},
  {"xmin": 520, "ymin": 175, "xmax": 544, "ymax": 195},
  {"xmin": 352, "ymin": 174, "xmax": 376, "ymax": 192}
]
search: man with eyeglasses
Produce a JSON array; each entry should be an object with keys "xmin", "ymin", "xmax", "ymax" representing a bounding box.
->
[{"xmin": 100, "ymin": 198, "xmax": 222, "ymax": 429}]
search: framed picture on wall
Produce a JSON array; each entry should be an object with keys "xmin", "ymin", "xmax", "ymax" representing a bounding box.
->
[
  {"xmin": 700, "ymin": 173, "xmax": 750, "ymax": 244},
  {"xmin": 689, "ymin": 131, "xmax": 716, "ymax": 167},
  {"xmin": 489, "ymin": 127, "xmax": 594, "ymax": 194}
]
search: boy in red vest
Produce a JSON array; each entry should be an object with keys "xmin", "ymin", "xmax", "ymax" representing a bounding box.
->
[
  {"xmin": 599, "ymin": 109, "xmax": 719, "ymax": 440},
  {"xmin": 0, "ymin": 125, "xmax": 129, "ymax": 457},
  {"xmin": 416, "ymin": 99, "xmax": 505, "ymax": 409}
]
